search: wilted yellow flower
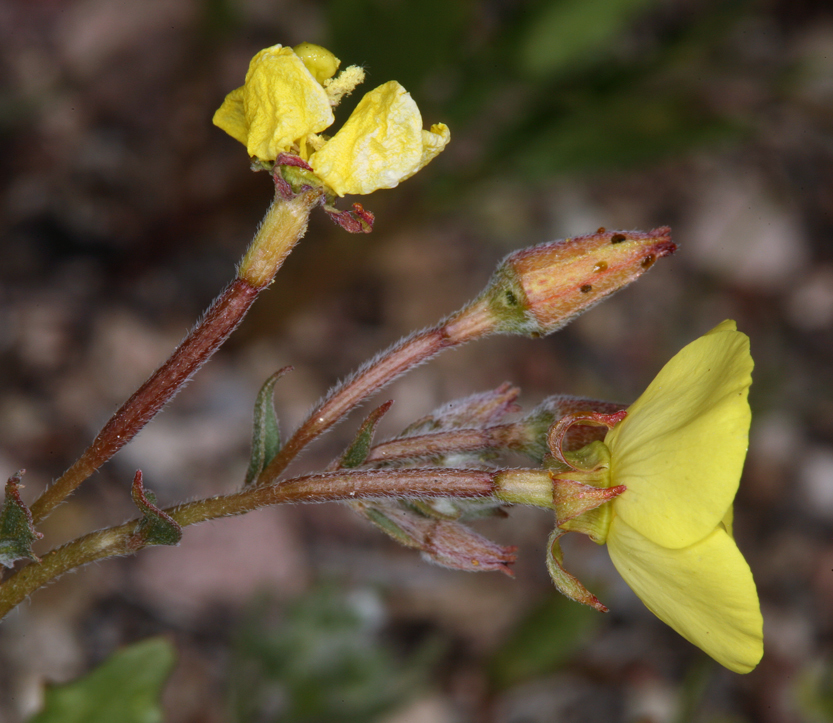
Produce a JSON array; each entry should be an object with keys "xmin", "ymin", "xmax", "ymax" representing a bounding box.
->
[
  {"xmin": 549, "ymin": 321, "xmax": 763, "ymax": 673},
  {"xmin": 213, "ymin": 44, "xmax": 337, "ymax": 162},
  {"xmin": 213, "ymin": 43, "xmax": 450, "ymax": 196},
  {"xmin": 309, "ymin": 81, "xmax": 450, "ymax": 197}
]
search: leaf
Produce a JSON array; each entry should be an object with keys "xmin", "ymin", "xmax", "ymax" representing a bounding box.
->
[
  {"xmin": 230, "ymin": 585, "xmax": 441, "ymax": 723},
  {"xmin": 130, "ymin": 471, "xmax": 181, "ymax": 547},
  {"xmin": 515, "ymin": 90, "xmax": 746, "ymax": 176},
  {"xmin": 0, "ymin": 470, "xmax": 43, "ymax": 568},
  {"xmin": 339, "ymin": 401, "xmax": 394, "ymax": 469},
  {"xmin": 28, "ymin": 638, "xmax": 176, "ymax": 723},
  {"xmin": 519, "ymin": 0, "xmax": 661, "ymax": 78},
  {"xmin": 245, "ymin": 367, "xmax": 292, "ymax": 486},
  {"xmin": 488, "ymin": 591, "xmax": 601, "ymax": 689}
]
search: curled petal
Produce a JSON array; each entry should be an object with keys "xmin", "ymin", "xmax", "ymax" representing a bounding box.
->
[
  {"xmin": 309, "ymin": 81, "xmax": 449, "ymax": 196},
  {"xmin": 607, "ymin": 515, "xmax": 763, "ymax": 673},
  {"xmin": 605, "ymin": 321, "xmax": 753, "ymax": 549},
  {"xmin": 213, "ymin": 45, "xmax": 334, "ymax": 161},
  {"xmin": 404, "ymin": 124, "xmax": 451, "ymax": 182}
]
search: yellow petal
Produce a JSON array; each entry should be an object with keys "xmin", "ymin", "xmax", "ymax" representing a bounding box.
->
[
  {"xmin": 212, "ymin": 87, "xmax": 248, "ymax": 145},
  {"xmin": 309, "ymin": 81, "xmax": 448, "ymax": 196},
  {"xmin": 214, "ymin": 44, "xmax": 334, "ymax": 161},
  {"xmin": 607, "ymin": 515, "xmax": 763, "ymax": 673},
  {"xmin": 400, "ymin": 124, "xmax": 451, "ymax": 183},
  {"xmin": 605, "ymin": 321, "xmax": 753, "ymax": 548}
]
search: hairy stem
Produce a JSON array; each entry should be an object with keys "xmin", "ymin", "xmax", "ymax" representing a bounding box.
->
[
  {"xmin": 365, "ymin": 424, "xmax": 531, "ymax": 464},
  {"xmin": 30, "ymin": 190, "xmax": 320, "ymax": 524},
  {"xmin": 258, "ymin": 296, "xmax": 499, "ymax": 483},
  {"xmin": 0, "ymin": 466, "xmax": 499, "ymax": 618}
]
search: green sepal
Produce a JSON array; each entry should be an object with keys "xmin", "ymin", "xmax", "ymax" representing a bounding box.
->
[
  {"xmin": 339, "ymin": 400, "xmax": 393, "ymax": 469},
  {"xmin": 0, "ymin": 470, "xmax": 43, "ymax": 568},
  {"xmin": 479, "ymin": 264, "xmax": 541, "ymax": 337},
  {"xmin": 245, "ymin": 367, "xmax": 292, "ymax": 485},
  {"xmin": 29, "ymin": 637, "xmax": 176, "ymax": 723},
  {"xmin": 545, "ymin": 528, "xmax": 607, "ymax": 612},
  {"xmin": 131, "ymin": 471, "xmax": 182, "ymax": 547},
  {"xmin": 405, "ymin": 499, "xmax": 461, "ymax": 521}
]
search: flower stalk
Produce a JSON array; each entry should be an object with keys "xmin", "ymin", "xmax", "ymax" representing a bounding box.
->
[
  {"xmin": 256, "ymin": 295, "xmax": 500, "ymax": 482},
  {"xmin": 259, "ymin": 227, "xmax": 675, "ymax": 482},
  {"xmin": 0, "ymin": 466, "xmax": 511, "ymax": 617},
  {"xmin": 29, "ymin": 189, "xmax": 321, "ymax": 525}
]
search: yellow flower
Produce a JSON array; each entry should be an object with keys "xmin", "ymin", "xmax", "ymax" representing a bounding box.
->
[
  {"xmin": 213, "ymin": 43, "xmax": 450, "ymax": 196},
  {"xmin": 550, "ymin": 321, "xmax": 763, "ymax": 673}
]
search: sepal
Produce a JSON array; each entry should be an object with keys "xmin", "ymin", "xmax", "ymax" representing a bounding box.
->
[
  {"xmin": 0, "ymin": 470, "xmax": 43, "ymax": 567},
  {"xmin": 545, "ymin": 528, "xmax": 607, "ymax": 612},
  {"xmin": 130, "ymin": 471, "xmax": 182, "ymax": 547},
  {"xmin": 324, "ymin": 202, "xmax": 375, "ymax": 233},
  {"xmin": 553, "ymin": 479, "xmax": 625, "ymax": 527},
  {"xmin": 521, "ymin": 396, "xmax": 626, "ymax": 462},
  {"xmin": 547, "ymin": 410, "xmax": 626, "ymax": 469},
  {"xmin": 245, "ymin": 367, "xmax": 292, "ymax": 486}
]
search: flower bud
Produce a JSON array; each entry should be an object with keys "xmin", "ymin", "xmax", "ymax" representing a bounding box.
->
[
  {"xmin": 357, "ymin": 500, "xmax": 517, "ymax": 575},
  {"xmin": 482, "ymin": 227, "xmax": 675, "ymax": 337}
]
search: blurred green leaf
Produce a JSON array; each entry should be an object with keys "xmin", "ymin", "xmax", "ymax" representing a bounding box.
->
[
  {"xmin": 28, "ymin": 638, "xmax": 176, "ymax": 723},
  {"xmin": 488, "ymin": 593, "xmax": 600, "ymax": 689},
  {"xmin": 327, "ymin": 0, "xmax": 470, "ymax": 100},
  {"xmin": 520, "ymin": 0, "xmax": 661, "ymax": 78},
  {"xmin": 514, "ymin": 88, "xmax": 746, "ymax": 175},
  {"xmin": 796, "ymin": 661, "xmax": 833, "ymax": 723},
  {"xmin": 229, "ymin": 584, "xmax": 441, "ymax": 723}
]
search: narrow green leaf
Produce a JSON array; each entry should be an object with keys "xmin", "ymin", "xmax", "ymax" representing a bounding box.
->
[
  {"xmin": 130, "ymin": 471, "xmax": 182, "ymax": 547},
  {"xmin": 245, "ymin": 367, "xmax": 292, "ymax": 485},
  {"xmin": 488, "ymin": 592, "xmax": 601, "ymax": 689},
  {"xmin": 0, "ymin": 470, "xmax": 43, "ymax": 568},
  {"xmin": 520, "ymin": 0, "xmax": 661, "ymax": 78},
  {"xmin": 339, "ymin": 400, "xmax": 394, "ymax": 469},
  {"xmin": 28, "ymin": 637, "xmax": 176, "ymax": 723},
  {"xmin": 363, "ymin": 505, "xmax": 417, "ymax": 549}
]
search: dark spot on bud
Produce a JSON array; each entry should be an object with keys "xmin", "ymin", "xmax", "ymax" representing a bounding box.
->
[
  {"xmin": 505, "ymin": 290, "xmax": 518, "ymax": 306},
  {"xmin": 641, "ymin": 254, "xmax": 656, "ymax": 270},
  {"xmin": 593, "ymin": 261, "xmax": 608, "ymax": 273},
  {"xmin": 597, "ymin": 227, "xmax": 606, "ymax": 234},
  {"xmin": 610, "ymin": 233, "xmax": 627, "ymax": 244},
  {"xmin": 580, "ymin": 284, "xmax": 592, "ymax": 293}
]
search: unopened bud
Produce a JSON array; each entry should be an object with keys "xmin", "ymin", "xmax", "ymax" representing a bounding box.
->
[
  {"xmin": 358, "ymin": 500, "xmax": 517, "ymax": 575},
  {"xmin": 482, "ymin": 227, "xmax": 675, "ymax": 337}
]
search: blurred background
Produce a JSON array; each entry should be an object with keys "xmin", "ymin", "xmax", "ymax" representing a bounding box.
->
[{"xmin": 2, "ymin": 0, "xmax": 832, "ymax": 720}]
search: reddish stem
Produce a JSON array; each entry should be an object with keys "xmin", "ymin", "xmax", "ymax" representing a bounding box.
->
[
  {"xmin": 258, "ymin": 297, "xmax": 498, "ymax": 483},
  {"xmin": 364, "ymin": 424, "xmax": 528, "ymax": 464},
  {"xmin": 30, "ymin": 279, "xmax": 260, "ymax": 524}
]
